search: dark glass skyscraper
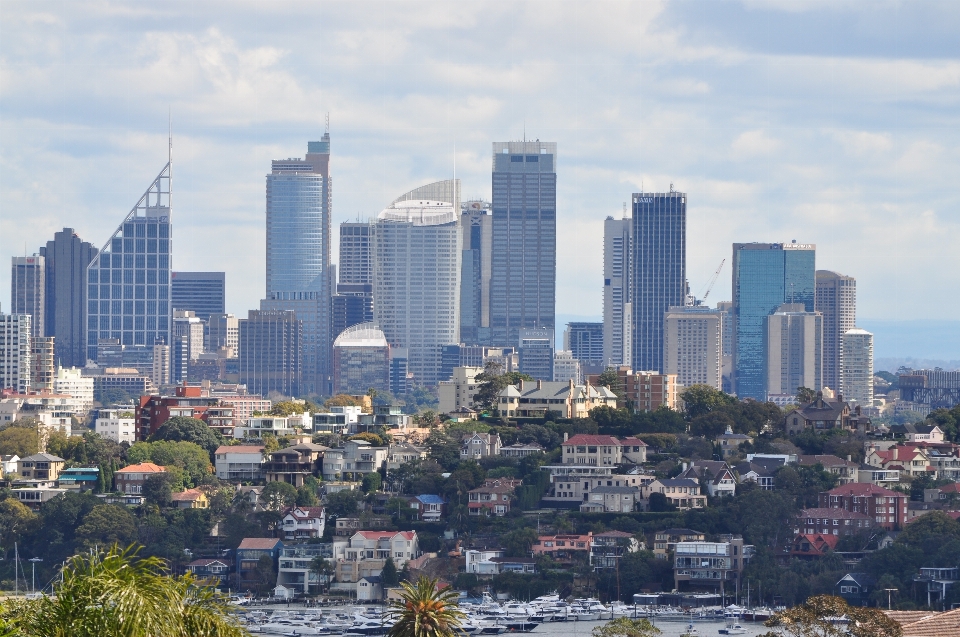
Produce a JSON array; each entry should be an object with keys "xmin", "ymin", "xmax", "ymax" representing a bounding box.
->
[
  {"xmin": 631, "ymin": 191, "xmax": 686, "ymax": 374},
  {"xmin": 41, "ymin": 228, "xmax": 98, "ymax": 367},
  {"xmin": 490, "ymin": 141, "xmax": 556, "ymax": 347},
  {"xmin": 171, "ymin": 271, "xmax": 225, "ymax": 321},
  {"xmin": 85, "ymin": 163, "xmax": 172, "ymax": 362},
  {"xmin": 459, "ymin": 200, "xmax": 492, "ymax": 345},
  {"xmin": 732, "ymin": 242, "xmax": 816, "ymax": 400}
]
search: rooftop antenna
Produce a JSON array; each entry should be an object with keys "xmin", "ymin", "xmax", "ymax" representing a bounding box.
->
[
  {"xmin": 623, "ymin": 202, "xmax": 627, "ymax": 219},
  {"xmin": 325, "ymin": 112, "xmax": 330, "ymax": 134},
  {"xmin": 168, "ymin": 108, "xmax": 172, "ymax": 165}
]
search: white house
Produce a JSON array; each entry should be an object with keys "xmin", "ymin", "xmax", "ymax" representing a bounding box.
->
[
  {"xmin": 95, "ymin": 409, "xmax": 137, "ymax": 444},
  {"xmin": 464, "ymin": 549, "xmax": 506, "ymax": 574},
  {"xmin": 279, "ymin": 506, "xmax": 325, "ymax": 541},
  {"xmin": 321, "ymin": 440, "xmax": 387, "ymax": 482},
  {"xmin": 214, "ymin": 445, "xmax": 265, "ymax": 481},
  {"xmin": 1, "ymin": 454, "xmax": 20, "ymax": 477}
]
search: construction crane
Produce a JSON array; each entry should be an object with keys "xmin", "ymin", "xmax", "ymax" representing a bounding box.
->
[{"xmin": 699, "ymin": 259, "xmax": 726, "ymax": 303}]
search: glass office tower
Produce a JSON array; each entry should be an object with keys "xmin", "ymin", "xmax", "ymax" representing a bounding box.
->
[
  {"xmin": 41, "ymin": 228, "xmax": 98, "ymax": 367},
  {"xmin": 631, "ymin": 191, "xmax": 686, "ymax": 374},
  {"xmin": 85, "ymin": 162, "xmax": 172, "ymax": 362},
  {"xmin": 732, "ymin": 242, "xmax": 815, "ymax": 400},
  {"xmin": 490, "ymin": 141, "xmax": 557, "ymax": 347}
]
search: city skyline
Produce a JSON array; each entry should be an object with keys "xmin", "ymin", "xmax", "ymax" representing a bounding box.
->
[{"xmin": 1, "ymin": 2, "xmax": 958, "ymax": 365}]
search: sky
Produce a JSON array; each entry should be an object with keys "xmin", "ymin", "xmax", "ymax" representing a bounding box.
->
[{"xmin": 1, "ymin": 1, "xmax": 959, "ymax": 361}]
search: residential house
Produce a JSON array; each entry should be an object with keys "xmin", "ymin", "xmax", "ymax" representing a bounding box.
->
[
  {"xmin": 532, "ymin": 533, "xmax": 592, "ymax": 561},
  {"xmin": 590, "ymin": 530, "xmax": 640, "ymax": 569},
  {"xmin": 13, "ymin": 486, "xmax": 67, "ymax": 510},
  {"xmin": 643, "ymin": 478, "xmax": 707, "ymax": 510},
  {"xmin": 734, "ymin": 457, "xmax": 785, "ymax": 490},
  {"xmin": 580, "ymin": 485, "xmax": 640, "ymax": 513},
  {"xmin": 561, "ymin": 434, "xmax": 623, "ymax": 466},
  {"xmin": 914, "ymin": 567, "xmax": 959, "ymax": 609},
  {"xmin": 187, "ymin": 559, "xmax": 230, "ymax": 586},
  {"xmin": 214, "ymin": 445, "xmax": 264, "ymax": 481},
  {"xmin": 356, "ymin": 404, "xmax": 411, "ymax": 435},
  {"xmin": 907, "ymin": 501, "xmax": 960, "ymax": 522},
  {"xmin": 334, "ymin": 516, "xmax": 391, "ymax": 537},
  {"xmin": 865, "ymin": 444, "xmax": 931, "ymax": 477},
  {"xmin": 409, "ymin": 495, "xmax": 446, "ymax": 521},
  {"xmin": 795, "ymin": 507, "xmax": 874, "ymax": 537},
  {"xmin": 716, "ymin": 425, "xmax": 752, "ymax": 460},
  {"xmin": 465, "ymin": 549, "xmax": 505, "ymax": 574},
  {"xmin": 1, "ymin": 454, "xmax": 20, "ymax": 477},
  {"xmin": 678, "ymin": 461, "xmax": 737, "ymax": 497},
  {"xmin": 460, "ymin": 432, "xmax": 502, "ymax": 461},
  {"xmin": 468, "ymin": 478, "xmax": 521, "ymax": 517},
  {"xmin": 619, "ymin": 437, "xmax": 648, "ymax": 464},
  {"xmin": 891, "ymin": 423, "xmax": 945, "ymax": 443},
  {"xmin": 798, "ymin": 454, "xmax": 860, "ymax": 485},
  {"xmin": 333, "ymin": 531, "xmax": 418, "ymax": 583},
  {"xmin": 386, "ymin": 443, "xmax": 427, "ymax": 472},
  {"xmin": 924, "ymin": 483, "xmax": 960, "ymax": 503},
  {"xmin": 489, "ymin": 557, "xmax": 536, "ymax": 574},
  {"xmin": 277, "ymin": 543, "xmax": 332, "ymax": 594},
  {"xmin": 653, "ymin": 528, "xmax": 705, "ymax": 560},
  {"xmin": 674, "ymin": 535, "xmax": 752, "ymax": 594},
  {"xmin": 858, "ymin": 467, "xmax": 900, "ymax": 488},
  {"xmin": 499, "ymin": 442, "xmax": 545, "ymax": 458},
  {"xmin": 279, "ymin": 506, "xmax": 325, "ymax": 541},
  {"xmin": 114, "ymin": 462, "xmax": 166, "ymax": 494},
  {"xmin": 357, "ymin": 575, "xmax": 383, "ymax": 601},
  {"xmin": 497, "ymin": 379, "xmax": 618, "ymax": 419},
  {"xmin": 235, "ymin": 414, "xmax": 310, "ymax": 440},
  {"xmin": 321, "ymin": 440, "xmax": 387, "ymax": 482},
  {"xmin": 57, "ymin": 466, "xmax": 100, "ymax": 491},
  {"xmin": 790, "ymin": 533, "xmax": 839, "ymax": 559},
  {"xmin": 819, "ymin": 483, "xmax": 908, "ymax": 530},
  {"xmin": 784, "ymin": 392, "xmax": 871, "ymax": 435},
  {"xmin": 17, "ymin": 453, "xmax": 65, "ymax": 480},
  {"xmin": 236, "ymin": 537, "xmax": 283, "ymax": 592},
  {"xmin": 312, "ymin": 405, "xmax": 363, "ymax": 435},
  {"xmin": 544, "ymin": 463, "xmax": 653, "ymax": 506},
  {"xmin": 835, "ymin": 573, "xmax": 876, "ymax": 607},
  {"xmin": 264, "ymin": 443, "xmax": 326, "ymax": 487},
  {"xmin": 170, "ymin": 488, "xmax": 209, "ymax": 509}
]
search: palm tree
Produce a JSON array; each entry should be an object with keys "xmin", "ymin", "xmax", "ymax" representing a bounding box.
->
[
  {"xmin": 387, "ymin": 576, "xmax": 465, "ymax": 637},
  {"xmin": 0, "ymin": 544, "xmax": 246, "ymax": 637}
]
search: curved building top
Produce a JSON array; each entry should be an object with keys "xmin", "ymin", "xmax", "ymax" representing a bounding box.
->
[
  {"xmin": 333, "ymin": 322, "xmax": 389, "ymax": 348},
  {"xmin": 378, "ymin": 179, "xmax": 460, "ymax": 226}
]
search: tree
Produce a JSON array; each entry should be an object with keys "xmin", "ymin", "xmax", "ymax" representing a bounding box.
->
[
  {"xmin": 326, "ymin": 488, "xmax": 362, "ymax": 517},
  {"xmin": 414, "ymin": 410, "xmax": 440, "ymax": 427},
  {"xmin": 596, "ymin": 368, "xmax": 626, "ymax": 399},
  {"xmin": 647, "ymin": 492, "xmax": 677, "ymax": 512},
  {"xmin": 310, "ymin": 556, "xmax": 334, "ymax": 593},
  {"xmin": 386, "ymin": 576, "xmax": 465, "ymax": 637},
  {"xmin": 141, "ymin": 473, "xmax": 174, "ymax": 508},
  {"xmin": 592, "ymin": 617, "xmax": 661, "ymax": 637},
  {"xmin": 350, "ymin": 432, "xmax": 385, "ymax": 446},
  {"xmin": 796, "ymin": 387, "xmax": 817, "ymax": 404},
  {"xmin": 255, "ymin": 554, "xmax": 277, "ymax": 595},
  {"xmin": 761, "ymin": 594, "xmax": 902, "ymax": 637},
  {"xmin": 0, "ymin": 498, "xmax": 38, "ymax": 560},
  {"xmin": 0, "ymin": 420, "xmax": 40, "ymax": 457},
  {"xmin": 149, "ymin": 416, "xmax": 224, "ymax": 456},
  {"xmin": 325, "ymin": 394, "xmax": 368, "ymax": 412},
  {"xmin": 680, "ymin": 384, "xmax": 737, "ymax": 420},
  {"xmin": 296, "ymin": 484, "xmax": 319, "ymax": 507},
  {"xmin": 689, "ymin": 411, "xmax": 736, "ymax": 437},
  {"xmin": 472, "ymin": 361, "xmax": 533, "ymax": 413},
  {"xmin": 126, "ymin": 440, "xmax": 213, "ymax": 486},
  {"xmin": 262, "ymin": 481, "xmax": 298, "ymax": 511},
  {"xmin": 75, "ymin": 504, "xmax": 138, "ymax": 550},
  {"xmin": 501, "ymin": 527, "xmax": 538, "ymax": 557},
  {"xmin": 362, "ymin": 471, "xmax": 383, "ymax": 494},
  {"xmin": 1, "ymin": 545, "xmax": 245, "ymax": 637},
  {"xmin": 381, "ymin": 557, "xmax": 400, "ymax": 587}
]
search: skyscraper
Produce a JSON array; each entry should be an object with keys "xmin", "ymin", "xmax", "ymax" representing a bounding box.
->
[
  {"xmin": 238, "ymin": 309, "xmax": 302, "ymax": 398},
  {"xmin": 40, "ymin": 228, "xmax": 98, "ymax": 367},
  {"xmin": 373, "ymin": 180, "xmax": 462, "ymax": 386},
  {"xmin": 85, "ymin": 161, "xmax": 172, "ymax": 363},
  {"xmin": 338, "ymin": 222, "xmax": 373, "ymax": 285},
  {"xmin": 764, "ymin": 304, "xmax": 822, "ymax": 400},
  {"xmin": 518, "ymin": 328, "xmax": 554, "ymax": 381},
  {"xmin": 603, "ymin": 214, "xmax": 632, "ymax": 368},
  {"xmin": 564, "ymin": 322, "xmax": 604, "ymax": 374},
  {"xmin": 816, "ymin": 270, "xmax": 856, "ymax": 394},
  {"xmin": 842, "ymin": 328, "xmax": 874, "ymax": 407},
  {"xmin": 663, "ymin": 305, "xmax": 723, "ymax": 390},
  {"xmin": 207, "ymin": 313, "xmax": 239, "ymax": 352},
  {"xmin": 332, "ymin": 322, "xmax": 391, "ymax": 395},
  {"xmin": 715, "ymin": 301, "xmax": 734, "ymax": 392},
  {"xmin": 490, "ymin": 141, "xmax": 556, "ymax": 346},
  {"xmin": 460, "ymin": 200, "xmax": 493, "ymax": 345},
  {"xmin": 732, "ymin": 242, "xmax": 816, "ymax": 400},
  {"xmin": 171, "ymin": 272, "xmax": 225, "ymax": 321},
  {"xmin": 261, "ymin": 136, "xmax": 333, "ymax": 395},
  {"xmin": 632, "ymin": 191, "xmax": 687, "ymax": 374},
  {"xmin": 0, "ymin": 312, "xmax": 31, "ymax": 393},
  {"xmin": 31, "ymin": 336, "xmax": 55, "ymax": 391},
  {"xmin": 11, "ymin": 255, "xmax": 45, "ymax": 339}
]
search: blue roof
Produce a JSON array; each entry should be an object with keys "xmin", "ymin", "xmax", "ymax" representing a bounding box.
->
[{"xmin": 416, "ymin": 494, "xmax": 445, "ymax": 504}]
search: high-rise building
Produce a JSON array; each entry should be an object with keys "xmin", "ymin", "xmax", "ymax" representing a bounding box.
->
[
  {"xmin": 842, "ymin": 328, "xmax": 874, "ymax": 407},
  {"xmin": 171, "ymin": 272, "xmax": 225, "ymax": 321},
  {"xmin": 172, "ymin": 310, "xmax": 204, "ymax": 361},
  {"xmin": 85, "ymin": 161, "xmax": 173, "ymax": 363},
  {"xmin": 518, "ymin": 328, "xmax": 554, "ymax": 381},
  {"xmin": 331, "ymin": 288, "xmax": 374, "ymax": 346},
  {"xmin": 40, "ymin": 228, "xmax": 98, "ymax": 367},
  {"xmin": 764, "ymin": 304, "xmax": 822, "ymax": 400},
  {"xmin": 631, "ymin": 191, "xmax": 686, "ymax": 374},
  {"xmin": 262, "ymin": 136, "xmax": 333, "ymax": 395},
  {"xmin": 238, "ymin": 309, "xmax": 302, "ymax": 398},
  {"xmin": 564, "ymin": 322, "xmax": 604, "ymax": 374},
  {"xmin": 715, "ymin": 301, "xmax": 734, "ymax": 393},
  {"xmin": 663, "ymin": 306, "xmax": 723, "ymax": 390},
  {"xmin": 460, "ymin": 200, "xmax": 493, "ymax": 345},
  {"xmin": 732, "ymin": 242, "xmax": 815, "ymax": 400},
  {"xmin": 31, "ymin": 336, "xmax": 55, "ymax": 391},
  {"xmin": 332, "ymin": 322, "xmax": 391, "ymax": 395},
  {"xmin": 553, "ymin": 350, "xmax": 582, "ymax": 383},
  {"xmin": 490, "ymin": 141, "xmax": 557, "ymax": 346},
  {"xmin": 338, "ymin": 222, "xmax": 373, "ymax": 286},
  {"xmin": 373, "ymin": 180, "xmax": 461, "ymax": 385},
  {"xmin": 53, "ymin": 367, "xmax": 94, "ymax": 415},
  {"xmin": 0, "ymin": 312, "xmax": 31, "ymax": 392},
  {"xmin": 207, "ymin": 313, "xmax": 239, "ymax": 352},
  {"xmin": 816, "ymin": 271, "xmax": 856, "ymax": 394},
  {"xmin": 152, "ymin": 342, "xmax": 171, "ymax": 387},
  {"xmin": 11, "ymin": 255, "xmax": 45, "ymax": 339},
  {"xmin": 603, "ymin": 214, "xmax": 632, "ymax": 368},
  {"xmin": 171, "ymin": 335, "xmax": 189, "ymax": 384}
]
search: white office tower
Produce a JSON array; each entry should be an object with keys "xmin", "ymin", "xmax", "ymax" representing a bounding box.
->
[
  {"xmin": 603, "ymin": 214, "xmax": 632, "ymax": 367},
  {"xmin": 764, "ymin": 304, "xmax": 823, "ymax": 400},
  {"xmin": 53, "ymin": 367, "xmax": 95, "ymax": 416},
  {"xmin": 663, "ymin": 306, "xmax": 723, "ymax": 390},
  {"xmin": 842, "ymin": 328, "xmax": 874, "ymax": 407},
  {"xmin": 152, "ymin": 342, "xmax": 171, "ymax": 386},
  {"xmin": 0, "ymin": 312, "xmax": 32, "ymax": 393},
  {"xmin": 172, "ymin": 310, "xmax": 204, "ymax": 360},
  {"xmin": 816, "ymin": 271, "xmax": 856, "ymax": 394},
  {"xmin": 553, "ymin": 350, "xmax": 582, "ymax": 383},
  {"xmin": 374, "ymin": 180, "xmax": 461, "ymax": 386}
]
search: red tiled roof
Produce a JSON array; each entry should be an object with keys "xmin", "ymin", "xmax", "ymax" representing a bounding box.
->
[
  {"xmin": 284, "ymin": 506, "xmax": 324, "ymax": 520},
  {"xmin": 355, "ymin": 530, "xmax": 416, "ymax": 540},
  {"xmin": 619, "ymin": 437, "xmax": 648, "ymax": 446},
  {"xmin": 791, "ymin": 533, "xmax": 839, "ymax": 554},
  {"xmin": 563, "ymin": 434, "xmax": 621, "ymax": 446},
  {"xmin": 116, "ymin": 462, "xmax": 166, "ymax": 474},
  {"xmin": 171, "ymin": 488, "xmax": 204, "ymax": 501},
  {"xmin": 824, "ymin": 483, "xmax": 904, "ymax": 497},
  {"xmin": 238, "ymin": 538, "xmax": 282, "ymax": 549}
]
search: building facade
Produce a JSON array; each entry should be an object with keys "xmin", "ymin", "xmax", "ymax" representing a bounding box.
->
[
  {"xmin": 206, "ymin": 313, "xmax": 239, "ymax": 352},
  {"xmin": 438, "ymin": 366, "xmax": 482, "ymax": 414},
  {"xmin": 603, "ymin": 214, "xmax": 632, "ymax": 368},
  {"xmin": 85, "ymin": 161, "xmax": 173, "ymax": 363},
  {"xmin": 842, "ymin": 328, "xmax": 874, "ymax": 407},
  {"xmin": 0, "ymin": 313, "xmax": 31, "ymax": 392},
  {"xmin": 459, "ymin": 200, "xmax": 493, "ymax": 345},
  {"xmin": 11, "ymin": 255, "xmax": 45, "ymax": 339},
  {"xmin": 490, "ymin": 141, "xmax": 557, "ymax": 347},
  {"xmin": 373, "ymin": 180, "xmax": 461, "ymax": 385},
  {"xmin": 565, "ymin": 322, "xmax": 604, "ymax": 374},
  {"xmin": 553, "ymin": 350, "xmax": 582, "ymax": 383},
  {"xmin": 40, "ymin": 228, "xmax": 98, "ymax": 367},
  {"xmin": 238, "ymin": 309, "xmax": 302, "ymax": 398},
  {"xmin": 338, "ymin": 222, "xmax": 374, "ymax": 286},
  {"xmin": 815, "ymin": 271, "xmax": 856, "ymax": 394},
  {"xmin": 518, "ymin": 328, "xmax": 554, "ymax": 381},
  {"xmin": 732, "ymin": 242, "xmax": 815, "ymax": 400},
  {"xmin": 31, "ymin": 336, "xmax": 55, "ymax": 391},
  {"xmin": 332, "ymin": 322, "xmax": 391, "ymax": 395},
  {"xmin": 764, "ymin": 304, "xmax": 823, "ymax": 400},
  {"xmin": 663, "ymin": 305, "xmax": 723, "ymax": 390},
  {"xmin": 171, "ymin": 271, "xmax": 225, "ymax": 321},
  {"xmin": 632, "ymin": 191, "xmax": 686, "ymax": 374}
]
